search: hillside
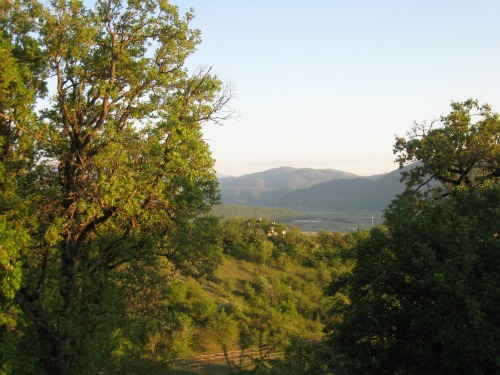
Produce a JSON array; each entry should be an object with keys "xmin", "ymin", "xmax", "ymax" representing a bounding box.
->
[
  {"xmin": 149, "ymin": 219, "xmax": 356, "ymax": 359},
  {"xmin": 275, "ymin": 167, "xmax": 406, "ymax": 211},
  {"xmin": 219, "ymin": 167, "xmax": 359, "ymax": 205},
  {"xmin": 219, "ymin": 166, "xmax": 406, "ymax": 211}
]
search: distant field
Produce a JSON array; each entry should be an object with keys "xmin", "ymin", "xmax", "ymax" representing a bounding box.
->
[
  {"xmin": 211, "ymin": 204, "xmax": 312, "ymax": 222},
  {"xmin": 212, "ymin": 204, "xmax": 383, "ymax": 233},
  {"xmin": 282, "ymin": 210, "xmax": 383, "ymax": 232}
]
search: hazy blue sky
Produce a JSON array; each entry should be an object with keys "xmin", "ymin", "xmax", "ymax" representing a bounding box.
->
[{"xmin": 173, "ymin": 0, "xmax": 500, "ymax": 176}]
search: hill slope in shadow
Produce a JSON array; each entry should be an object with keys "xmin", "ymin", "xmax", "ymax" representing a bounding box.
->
[
  {"xmin": 219, "ymin": 167, "xmax": 359, "ymax": 206},
  {"xmin": 219, "ymin": 166, "xmax": 407, "ymax": 211},
  {"xmin": 275, "ymin": 167, "xmax": 405, "ymax": 211}
]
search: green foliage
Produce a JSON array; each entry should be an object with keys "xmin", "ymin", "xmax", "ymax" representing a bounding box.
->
[
  {"xmin": 0, "ymin": 0, "xmax": 367, "ymax": 373},
  {"xmin": 222, "ymin": 218, "xmax": 279, "ymax": 264},
  {"xmin": 394, "ymin": 99, "xmax": 500, "ymax": 195},
  {"xmin": 1, "ymin": 0, "xmax": 232, "ymax": 373},
  {"xmin": 321, "ymin": 102, "xmax": 500, "ymax": 374},
  {"xmin": 197, "ymin": 218, "xmax": 357, "ymax": 355},
  {"xmin": 325, "ymin": 185, "xmax": 500, "ymax": 374},
  {"xmin": 117, "ymin": 219, "xmax": 356, "ymax": 367},
  {"xmin": 220, "ymin": 218, "xmax": 355, "ymax": 270},
  {"xmin": 253, "ymin": 339, "xmax": 337, "ymax": 375},
  {"xmin": 0, "ymin": 217, "xmax": 28, "ymax": 374}
]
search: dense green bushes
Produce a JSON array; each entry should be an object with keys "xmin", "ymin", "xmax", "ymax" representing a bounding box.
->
[
  {"xmin": 181, "ymin": 218, "xmax": 359, "ymax": 355},
  {"xmin": 91, "ymin": 217, "xmax": 360, "ymax": 372}
]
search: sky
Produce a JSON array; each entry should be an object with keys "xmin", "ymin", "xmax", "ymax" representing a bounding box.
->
[{"xmin": 172, "ymin": 0, "xmax": 500, "ymax": 177}]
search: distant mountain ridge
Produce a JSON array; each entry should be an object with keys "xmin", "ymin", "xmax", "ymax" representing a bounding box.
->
[
  {"xmin": 220, "ymin": 167, "xmax": 359, "ymax": 190},
  {"xmin": 218, "ymin": 167, "xmax": 360, "ymax": 206},
  {"xmin": 218, "ymin": 166, "xmax": 407, "ymax": 211}
]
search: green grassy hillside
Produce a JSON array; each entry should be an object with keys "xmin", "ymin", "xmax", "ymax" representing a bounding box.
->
[
  {"xmin": 113, "ymin": 219, "xmax": 361, "ymax": 373},
  {"xmin": 181, "ymin": 257, "xmax": 329, "ymax": 355},
  {"xmin": 177, "ymin": 219, "xmax": 359, "ymax": 356}
]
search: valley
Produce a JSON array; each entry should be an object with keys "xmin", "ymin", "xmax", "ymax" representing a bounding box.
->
[{"xmin": 214, "ymin": 166, "xmax": 406, "ymax": 231}]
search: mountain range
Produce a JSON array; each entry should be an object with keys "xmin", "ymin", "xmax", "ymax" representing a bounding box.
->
[{"xmin": 218, "ymin": 166, "xmax": 408, "ymax": 212}]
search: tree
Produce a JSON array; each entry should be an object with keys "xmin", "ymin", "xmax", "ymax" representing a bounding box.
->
[
  {"xmin": 325, "ymin": 101, "xmax": 500, "ymax": 374},
  {"xmin": 394, "ymin": 99, "xmax": 499, "ymax": 195},
  {"xmin": 0, "ymin": 0, "xmax": 231, "ymax": 373},
  {"xmin": 326, "ymin": 186, "xmax": 500, "ymax": 374},
  {"xmin": 1, "ymin": 1, "xmax": 48, "ymax": 372}
]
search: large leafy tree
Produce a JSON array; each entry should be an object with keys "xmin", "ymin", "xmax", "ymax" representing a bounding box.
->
[
  {"xmin": 325, "ymin": 101, "xmax": 500, "ymax": 374},
  {"xmin": 326, "ymin": 187, "xmax": 500, "ymax": 374},
  {"xmin": 394, "ymin": 99, "xmax": 499, "ymax": 195},
  {"xmin": 1, "ymin": 1, "xmax": 48, "ymax": 373},
  {"xmin": 0, "ymin": 0, "xmax": 231, "ymax": 373}
]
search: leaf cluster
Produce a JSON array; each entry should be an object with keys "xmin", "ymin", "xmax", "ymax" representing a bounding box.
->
[{"xmin": 394, "ymin": 99, "xmax": 499, "ymax": 196}]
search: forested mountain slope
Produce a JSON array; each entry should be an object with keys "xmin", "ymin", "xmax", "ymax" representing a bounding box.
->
[
  {"xmin": 275, "ymin": 167, "xmax": 406, "ymax": 211},
  {"xmin": 219, "ymin": 167, "xmax": 359, "ymax": 205},
  {"xmin": 219, "ymin": 166, "xmax": 406, "ymax": 211}
]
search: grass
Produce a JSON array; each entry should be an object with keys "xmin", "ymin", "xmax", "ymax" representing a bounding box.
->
[{"xmin": 178, "ymin": 256, "xmax": 328, "ymax": 357}]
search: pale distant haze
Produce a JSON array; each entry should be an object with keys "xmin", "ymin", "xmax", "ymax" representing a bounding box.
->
[{"xmin": 174, "ymin": 0, "xmax": 500, "ymax": 177}]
